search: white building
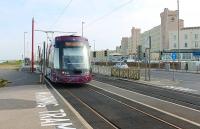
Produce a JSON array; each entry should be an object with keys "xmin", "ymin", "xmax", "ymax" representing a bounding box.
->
[
  {"xmin": 169, "ymin": 27, "xmax": 200, "ymax": 50},
  {"xmin": 109, "ymin": 8, "xmax": 200, "ymax": 61},
  {"xmin": 160, "ymin": 8, "xmax": 184, "ymax": 50},
  {"xmin": 167, "ymin": 27, "xmax": 200, "ymax": 61},
  {"xmin": 140, "ymin": 25, "xmax": 161, "ymax": 52},
  {"xmin": 121, "ymin": 37, "xmax": 129, "ymax": 56},
  {"xmin": 129, "ymin": 27, "xmax": 141, "ymax": 55},
  {"xmin": 91, "ymin": 49, "xmax": 116, "ymax": 62}
]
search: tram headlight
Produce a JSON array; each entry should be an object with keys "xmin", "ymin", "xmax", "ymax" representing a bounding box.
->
[
  {"xmin": 83, "ymin": 71, "xmax": 90, "ymax": 75},
  {"xmin": 61, "ymin": 71, "xmax": 69, "ymax": 75}
]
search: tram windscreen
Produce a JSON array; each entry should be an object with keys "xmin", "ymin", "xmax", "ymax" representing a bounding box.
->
[{"xmin": 63, "ymin": 46, "xmax": 90, "ymax": 70}]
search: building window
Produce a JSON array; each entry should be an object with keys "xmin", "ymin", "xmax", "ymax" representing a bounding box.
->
[
  {"xmin": 173, "ymin": 35, "xmax": 176, "ymax": 40},
  {"xmin": 182, "ymin": 53, "xmax": 191, "ymax": 60},
  {"xmin": 195, "ymin": 41, "xmax": 198, "ymax": 48},
  {"xmin": 184, "ymin": 43, "xmax": 188, "ymax": 47},
  {"xmin": 171, "ymin": 17, "xmax": 175, "ymax": 22},
  {"xmin": 195, "ymin": 34, "xmax": 198, "ymax": 39},
  {"xmin": 174, "ymin": 43, "xmax": 176, "ymax": 48},
  {"xmin": 184, "ymin": 34, "xmax": 188, "ymax": 39}
]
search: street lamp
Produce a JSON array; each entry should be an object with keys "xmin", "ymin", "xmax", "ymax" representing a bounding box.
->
[
  {"xmin": 82, "ymin": 21, "xmax": 85, "ymax": 37},
  {"xmin": 93, "ymin": 40, "xmax": 95, "ymax": 52},
  {"xmin": 24, "ymin": 32, "xmax": 28, "ymax": 59},
  {"xmin": 177, "ymin": 0, "xmax": 180, "ymax": 68},
  {"xmin": 93, "ymin": 40, "xmax": 96, "ymax": 65}
]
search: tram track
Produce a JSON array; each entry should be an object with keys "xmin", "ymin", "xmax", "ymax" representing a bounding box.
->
[
  {"xmin": 45, "ymin": 78, "xmax": 199, "ymax": 129},
  {"xmin": 87, "ymin": 87, "xmax": 183, "ymax": 129},
  {"xmin": 94, "ymin": 74, "xmax": 200, "ymax": 111},
  {"xmin": 46, "ymin": 81, "xmax": 120, "ymax": 129},
  {"xmin": 66, "ymin": 89, "xmax": 120, "ymax": 129}
]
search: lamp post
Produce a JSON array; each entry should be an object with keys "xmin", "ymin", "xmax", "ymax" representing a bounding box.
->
[
  {"xmin": 93, "ymin": 40, "xmax": 95, "ymax": 65},
  {"xmin": 93, "ymin": 40, "xmax": 95, "ymax": 52},
  {"xmin": 24, "ymin": 32, "xmax": 27, "ymax": 59},
  {"xmin": 82, "ymin": 21, "xmax": 85, "ymax": 37},
  {"xmin": 177, "ymin": 0, "xmax": 180, "ymax": 68}
]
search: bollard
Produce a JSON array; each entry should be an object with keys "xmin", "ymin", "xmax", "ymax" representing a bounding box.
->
[
  {"xmin": 39, "ymin": 74, "xmax": 44, "ymax": 83},
  {"xmin": 39, "ymin": 74, "xmax": 42, "ymax": 83}
]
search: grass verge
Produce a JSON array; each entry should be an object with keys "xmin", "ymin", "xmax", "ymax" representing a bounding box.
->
[
  {"xmin": 0, "ymin": 60, "xmax": 22, "ymax": 70},
  {"xmin": 0, "ymin": 79, "xmax": 8, "ymax": 87}
]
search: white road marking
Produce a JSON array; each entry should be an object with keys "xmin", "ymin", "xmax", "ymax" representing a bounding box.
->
[
  {"xmin": 35, "ymin": 92, "xmax": 59, "ymax": 107},
  {"xmin": 35, "ymin": 92, "xmax": 76, "ymax": 129},
  {"xmin": 44, "ymin": 78, "xmax": 93, "ymax": 129},
  {"xmin": 164, "ymin": 85, "xmax": 198, "ymax": 93}
]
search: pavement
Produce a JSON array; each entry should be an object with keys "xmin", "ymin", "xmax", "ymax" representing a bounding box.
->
[
  {"xmin": 90, "ymin": 80, "xmax": 200, "ymax": 128},
  {"xmin": 152, "ymin": 68, "xmax": 200, "ymax": 74},
  {"xmin": 138, "ymin": 68, "xmax": 200, "ymax": 95},
  {"xmin": 92, "ymin": 65, "xmax": 200, "ymax": 95},
  {"xmin": 0, "ymin": 69, "xmax": 91, "ymax": 129},
  {"xmin": 0, "ymin": 66, "xmax": 199, "ymax": 129}
]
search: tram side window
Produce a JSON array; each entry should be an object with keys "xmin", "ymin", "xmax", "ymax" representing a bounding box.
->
[{"xmin": 54, "ymin": 48, "xmax": 60, "ymax": 69}]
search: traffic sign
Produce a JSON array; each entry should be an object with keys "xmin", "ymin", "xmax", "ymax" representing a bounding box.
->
[
  {"xmin": 172, "ymin": 52, "xmax": 176, "ymax": 61},
  {"xmin": 193, "ymin": 52, "xmax": 200, "ymax": 56}
]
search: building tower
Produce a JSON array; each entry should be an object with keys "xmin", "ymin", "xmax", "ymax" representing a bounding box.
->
[{"xmin": 160, "ymin": 8, "xmax": 184, "ymax": 50}]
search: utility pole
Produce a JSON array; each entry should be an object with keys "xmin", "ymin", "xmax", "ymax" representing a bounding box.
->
[
  {"xmin": 31, "ymin": 17, "xmax": 34, "ymax": 72},
  {"xmin": 177, "ymin": 0, "xmax": 180, "ymax": 69},
  {"xmin": 148, "ymin": 36, "xmax": 151, "ymax": 81},
  {"xmin": 173, "ymin": 60, "xmax": 175, "ymax": 81},
  {"xmin": 93, "ymin": 40, "xmax": 95, "ymax": 65},
  {"xmin": 145, "ymin": 49, "xmax": 147, "ymax": 81}
]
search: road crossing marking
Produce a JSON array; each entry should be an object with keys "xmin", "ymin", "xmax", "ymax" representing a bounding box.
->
[{"xmin": 163, "ymin": 86, "xmax": 198, "ymax": 93}]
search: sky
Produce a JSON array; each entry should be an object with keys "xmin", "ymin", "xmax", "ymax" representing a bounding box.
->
[{"xmin": 1, "ymin": 0, "xmax": 200, "ymax": 60}]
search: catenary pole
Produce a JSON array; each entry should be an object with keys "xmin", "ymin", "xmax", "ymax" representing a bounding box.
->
[
  {"xmin": 31, "ymin": 17, "xmax": 34, "ymax": 72},
  {"xmin": 24, "ymin": 32, "xmax": 27, "ymax": 60}
]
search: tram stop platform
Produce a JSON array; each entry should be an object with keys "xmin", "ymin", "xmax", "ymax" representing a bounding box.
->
[{"xmin": 0, "ymin": 69, "xmax": 91, "ymax": 129}]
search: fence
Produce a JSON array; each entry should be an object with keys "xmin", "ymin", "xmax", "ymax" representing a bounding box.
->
[
  {"xmin": 92, "ymin": 65, "xmax": 112, "ymax": 76},
  {"xmin": 111, "ymin": 68, "xmax": 140, "ymax": 80},
  {"xmin": 92, "ymin": 65, "xmax": 140, "ymax": 80}
]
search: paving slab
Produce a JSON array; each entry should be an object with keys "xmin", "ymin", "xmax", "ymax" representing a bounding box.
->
[
  {"xmin": 0, "ymin": 84, "xmax": 91, "ymax": 129},
  {"xmin": 0, "ymin": 69, "xmax": 91, "ymax": 129}
]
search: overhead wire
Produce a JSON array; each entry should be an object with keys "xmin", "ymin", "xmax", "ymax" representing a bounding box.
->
[
  {"xmin": 50, "ymin": 0, "xmax": 73, "ymax": 29},
  {"xmin": 86, "ymin": 0, "xmax": 134, "ymax": 29}
]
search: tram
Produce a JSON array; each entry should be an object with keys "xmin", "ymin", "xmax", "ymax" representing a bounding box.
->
[{"xmin": 46, "ymin": 35, "xmax": 92, "ymax": 84}]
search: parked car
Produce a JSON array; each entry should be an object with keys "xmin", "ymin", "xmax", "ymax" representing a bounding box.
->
[{"xmin": 113, "ymin": 62, "xmax": 128, "ymax": 69}]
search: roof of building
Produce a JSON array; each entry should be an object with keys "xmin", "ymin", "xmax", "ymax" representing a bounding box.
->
[
  {"xmin": 181, "ymin": 26, "xmax": 200, "ymax": 30},
  {"xmin": 163, "ymin": 49, "xmax": 200, "ymax": 53},
  {"xmin": 109, "ymin": 53, "xmax": 122, "ymax": 56}
]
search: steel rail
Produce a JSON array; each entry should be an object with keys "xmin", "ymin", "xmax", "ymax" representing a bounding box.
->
[
  {"xmin": 65, "ymin": 89, "xmax": 120, "ymax": 129},
  {"xmin": 87, "ymin": 86, "xmax": 183, "ymax": 129},
  {"xmin": 45, "ymin": 78, "xmax": 119, "ymax": 129},
  {"xmin": 94, "ymin": 77, "xmax": 200, "ymax": 110}
]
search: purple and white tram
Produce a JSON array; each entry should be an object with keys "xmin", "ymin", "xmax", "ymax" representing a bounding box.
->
[{"xmin": 46, "ymin": 35, "xmax": 92, "ymax": 84}]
